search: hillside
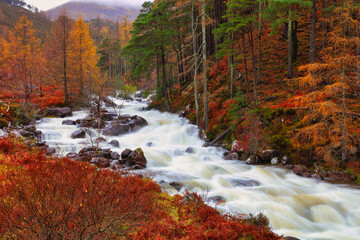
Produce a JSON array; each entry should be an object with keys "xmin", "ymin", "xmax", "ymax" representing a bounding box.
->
[
  {"xmin": 46, "ymin": 1, "xmax": 140, "ymax": 21},
  {"xmin": 0, "ymin": 0, "xmax": 51, "ymax": 40}
]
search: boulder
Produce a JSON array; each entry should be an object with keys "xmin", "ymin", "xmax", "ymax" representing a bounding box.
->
[
  {"xmin": 258, "ymin": 150, "xmax": 280, "ymax": 164},
  {"xmin": 110, "ymin": 151, "xmax": 120, "ymax": 160},
  {"xmin": 96, "ymin": 137, "xmax": 107, "ymax": 143},
  {"xmin": 225, "ymin": 152, "xmax": 240, "ymax": 160},
  {"xmin": 17, "ymin": 129, "xmax": 33, "ymax": 137},
  {"xmin": 185, "ymin": 147, "xmax": 194, "ymax": 154},
  {"xmin": 66, "ymin": 152, "xmax": 78, "ymax": 159},
  {"xmin": 133, "ymin": 116, "xmax": 148, "ymax": 128},
  {"xmin": 169, "ymin": 182, "xmax": 183, "ymax": 191},
  {"xmin": 79, "ymin": 117, "xmax": 105, "ymax": 129},
  {"xmin": 245, "ymin": 155, "xmax": 262, "ymax": 165},
  {"xmin": 121, "ymin": 149, "xmax": 132, "ymax": 159},
  {"xmin": 46, "ymin": 107, "xmax": 72, "ymax": 118},
  {"xmin": 128, "ymin": 148, "xmax": 147, "ymax": 168},
  {"xmin": 103, "ymin": 123, "xmax": 130, "ymax": 136},
  {"xmin": 46, "ymin": 147, "xmax": 56, "ymax": 155},
  {"xmin": 71, "ymin": 129, "xmax": 86, "ymax": 139},
  {"xmin": 206, "ymin": 196, "xmax": 226, "ymax": 203},
  {"xmin": 103, "ymin": 97, "xmax": 117, "ymax": 107},
  {"xmin": 102, "ymin": 112, "xmax": 118, "ymax": 121},
  {"xmin": 146, "ymin": 142, "xmax": 153, "ymax": 147},
  {"xmin": 110, "ymin": 140, "xmax": 120, "ymax": 147},
  {"xmin": 230, "ymin": 179, "xmax": 260, "ymax": 187},
  {"xmin": 62, "ymin": 120, "xmax": 76, "ymax": 125},
  {"xmin": 271, "ymin": 157, "xmax": 279, "ymax": 165},
  {"xmin": 90, "ymin": 157, "xmax": 110, "ymax": 168},
  {"xmin": 292, "ymin": 165, "xmax": 308, "ymax": 176}
]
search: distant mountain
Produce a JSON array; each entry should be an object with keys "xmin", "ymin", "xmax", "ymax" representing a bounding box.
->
[
  {"xmin": 0, "ymin": 0, "xmax": 52, "ymax": 40},
  {"xmin": 46, "ymin": 1, "xmax": 140, "ymax": 21}
]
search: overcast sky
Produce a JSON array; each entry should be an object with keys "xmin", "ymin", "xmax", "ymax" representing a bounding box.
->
[{"xmin": 25, "ymin": 0, "xmax": 147, "ymax": 10}]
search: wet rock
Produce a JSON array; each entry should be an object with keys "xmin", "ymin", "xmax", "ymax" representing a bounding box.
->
[
  {"xmin": 110, "ymin": 151, "xmax": 120, "ymax": 160},
  {"xmin": 285, "ymin": 237, "xmax": 301, "ymax": 240},
  {"xmin": 136, "ymin": 91, "xmax": 144, "ymax": 98},
  {"xmin": 133, "ymin": 116, "xmax": 148, "ymax": 128},
  {"xmin": 311, "ymin": 174, "xmax": 324, "ymax": 180},
  {"xmin": 146, "ymin": 142, "xmax": 153, "ymax": 147},
  {"xmin": 103, "ymin": 123, "xmax": 130, "ymax": 136},
  {"xmin": 207, "ymin": 196, "xmax": 225, "ymax": 203},
  {"xmin": 46, "ymin": 107, "xmax": 72, "ymax": 118},
  {"xmin": 79, "ymin": 117, "xmax": 105, "ymax": 129},
  {"xmin": 271, "ymin": 157, "xmax": 279, "ymax": 165},
  {"xmin": 103, "ymin": 97, "xmax": 117, "ymax": 107},
  {"xmin": 91, "ymin": 157, "xmax": 110, "ymax": 168},
  {"xmin": 121, "ymin": 149, "xmax": 132, "ymax": 159},
  {"xmin": 96, "ymin": 137, "xmax": 107, "ymax": 142},
  {"xmin": 62, "ymin": 119, "xmax": 76, "ymax": 125},
  {"xmin": 46, "ymin": 147, "xmax": 56, "ymax": 155},
  {"xmin": 292, "ymin": 165, "xmax": 308, "ymax": 176},
  {"xmin": 102, "ymin": 112, "xmax": 117, "ymax": 121},
  {"xmin": 185, "ymin": 147, "xmax": 194, "ymax": 153},
  {"xmin": 258, "ymin": 150, "xmax": 281, "ymax": 164},
  {"xmin": 302, "ymin": 172, "xmax": 312, "ymax": 178},
  {"xmin": 17, "ymin": 129, "xmax": 33, "ymax": 137},
  {"xmin": 71, "ymin": 129, "xmax": 86, "ymax": 139},
  {"xmin": 245, "ymin": 155, "xmax": 262, "ymax": 165},
  {"xmin": 178, "ymin": 110, "xmax": 186, "ymax": 118},
  {"xmin": 282, "ymin": 156, "xmax": 289, "ymax": 165},
  {"xmin": 128, "ymin": 148, "xmax": 147, "ymax": 168},
  {"xmin": 66, "ymin": 152, "xmax": 78, "ymax": 159},
  {"xmin": 230, "ymin": 179, "xmax": 260, "ymax": 187},
  {"xmin": 169, "ymin": 181, "xmax": 183, "ymax": 191},
  {"xmin": 110, "ymin": 140, "xmax": 120, "ymax": 147},
  {"xmin": 223, "ymin": 151, "xmax": 230, "ymax": 157},
  {"xmin": 23, "ymin": 125, "xmax": 36, "ymax": 133},
  {"xmin": 225, "ymin": 152, "xmax": 240, "ymax": 160},
  {"xmin": 135, "ymin": 98, "xmax": 142, "ymax": 102}
]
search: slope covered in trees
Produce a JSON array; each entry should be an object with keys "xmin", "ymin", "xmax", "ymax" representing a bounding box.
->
[{"xmin": 121, "ymin": 0, "xmax": 360, "ymax": 177}]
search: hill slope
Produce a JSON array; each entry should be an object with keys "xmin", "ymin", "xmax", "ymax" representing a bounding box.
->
[
  {"xmin": 0, "ymin": 1, "xmax": 51, "ymax": 40},
  {"xmin": 46, "ymin": 1, "xmax": 139, "ymax": 21}
]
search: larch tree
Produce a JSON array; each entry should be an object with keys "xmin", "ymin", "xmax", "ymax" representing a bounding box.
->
[
  {"xmin": 68, "ymin": 17, "xmax": 98, "ymax": 100},
  {"xmin": 47, "ymin": 12, "xmax": 73, "ymax": 106},
  {"xmin": 0, "ymin": 15, "xmax": 44, "ymax": 103},
  {"xmin": 293, "ymin": 0, "xmax": 360, "ymax": 164}
]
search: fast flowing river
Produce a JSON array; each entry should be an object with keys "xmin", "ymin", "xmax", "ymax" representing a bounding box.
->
[{"xmin": 36, "ymin": 95, "xmax": 360, "ymax": 240}]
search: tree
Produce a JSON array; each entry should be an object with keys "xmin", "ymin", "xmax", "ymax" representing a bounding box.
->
[
  {"xmin": 293, "ymin": 0, "xmax": 360, "ymax": 164},
  {"xmin": 68, "ymin": 17, "xmax": 98, "ymax": 100},
  {"xmin": 0, "ymin": 15, "xmax": 44, "ymax": 103},
  {"xmin": 47, "ymin": 11, "xmax": 73, "ymax": 106},
  {"xmin": 265, "ymin": 0, "xmax": 312, "ymax": 79}
]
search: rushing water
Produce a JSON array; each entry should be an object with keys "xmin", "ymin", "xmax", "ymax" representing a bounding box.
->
[{"xmin": 36, "ymin": 95, "xmax": 360, "ymax": 240}]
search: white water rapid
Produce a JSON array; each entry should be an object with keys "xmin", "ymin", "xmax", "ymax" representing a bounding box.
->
[{"xmin": 36, "ymin": 96, "xmax": 360, "ymax": 240}]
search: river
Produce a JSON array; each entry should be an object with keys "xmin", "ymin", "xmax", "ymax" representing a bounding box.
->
[{"xmin": 36, "ymin": 95, "xmax": 360, "ymax": 240}]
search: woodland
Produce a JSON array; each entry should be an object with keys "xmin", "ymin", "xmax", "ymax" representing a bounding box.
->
[{"xmin": 0, "ymin": 0, "xmax": 360, "ymax": 239}]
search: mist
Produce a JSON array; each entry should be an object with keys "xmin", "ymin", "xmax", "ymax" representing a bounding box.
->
[{"xmin": 76, "ymin": 0, "xmax": 149, "ymax": 7}]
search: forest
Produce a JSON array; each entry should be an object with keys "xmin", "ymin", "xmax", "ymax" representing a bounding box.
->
[{"xmin": 1, "ymin": 0, "xmax": 360, "ymax": 238}]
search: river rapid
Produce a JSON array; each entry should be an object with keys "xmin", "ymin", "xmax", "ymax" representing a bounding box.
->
[{"xmin": 36, "ymin": 95, "xmax": 360, "ymax": 240}]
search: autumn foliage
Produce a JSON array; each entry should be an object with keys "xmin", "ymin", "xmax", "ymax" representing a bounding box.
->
[{"xmin": 0, "ymin": 138, "xmax": 281, "ymax": 239}]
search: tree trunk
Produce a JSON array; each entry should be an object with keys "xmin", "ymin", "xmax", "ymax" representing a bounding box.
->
[
  {"xmin": 249, "ymin": 29, "xmax": 258, "ymax": 105},
  {"xmin": 161, "ymin": 45, "xmax": 170, "ymax": 111},
  {"xmin": 310, "ymin": 0, "xmax": 316, "ymax": 64},
  {"xmin": 192, "ymin": 2, "xmax": 200, "ymax": 126},
  {"xmin": 356, "ymin": 0, "xmax": 360, "ymax": 96},
  {"xmin": 63, "ymin": 17, "xmax": 69, "ymax": 106},
  {"xmin": 288, "ymin": 10, "xmax": 293, "ymax": 79},
  {"xmin": 242, "ymin": 35, "xmax": 250, "ymax": 103},
  {"xmin": 257, "ymin": 0, "xmax": 262, "ymax": 85},
  {"xmin": 202, "ymin": 0, "xmax": 208, "ymax": 130}
]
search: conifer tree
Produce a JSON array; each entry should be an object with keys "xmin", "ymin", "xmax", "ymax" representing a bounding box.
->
[{"xmin": 0, "ymin": 15, "xmax": 44, "ymax": 103}]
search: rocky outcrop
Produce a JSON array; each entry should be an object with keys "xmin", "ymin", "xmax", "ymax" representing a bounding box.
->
[
  {"xmin": 103, "ymin": 97, "xmax": 117, "ymax": 107},
  {"xmin": 110, "ymin": 140, "xmax": 120, "ymax": 147},
  {"xmin": 62, "ymin": 119, "xmax": 76, "ymax": 125},
  {"xmin": 46, "ymin": 107, "xmax": 72, "ymax": 118},
  {"xmin": 67, "ymin": 147, "xmax": 147, "ymax": 170}
]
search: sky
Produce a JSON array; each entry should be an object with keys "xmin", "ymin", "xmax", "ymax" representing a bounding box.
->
[{"xmin": 25, "ymin": 0, "xmax": 147, "ymax": 11}]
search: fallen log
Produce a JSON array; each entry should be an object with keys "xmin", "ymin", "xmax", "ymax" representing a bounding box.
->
[{"xmin": 203, "ymin": 127, "xmax": 231, "ymax": 147}]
